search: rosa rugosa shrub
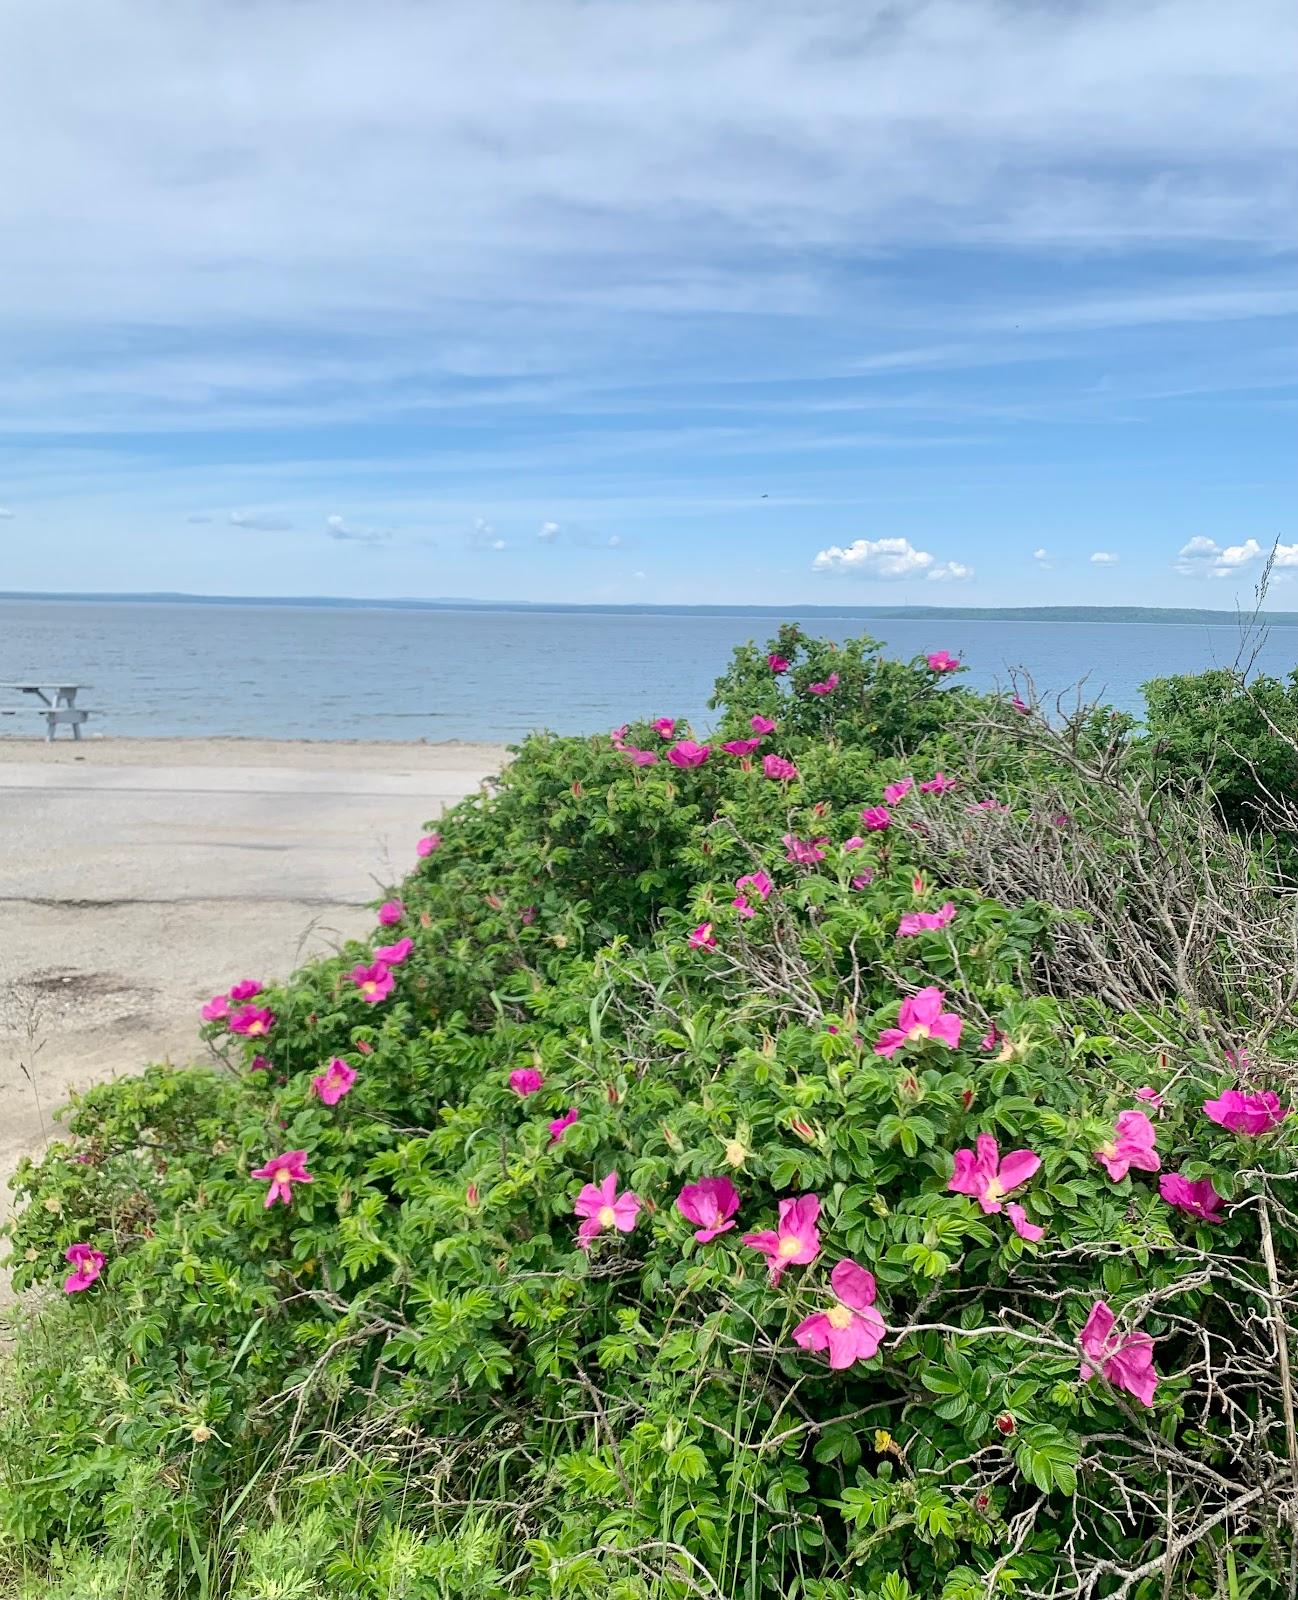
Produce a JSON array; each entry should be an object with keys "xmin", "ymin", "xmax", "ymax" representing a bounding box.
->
[{"xmin": 4, "ymin": 629, "xmax": 1298, "ymax": 1599}]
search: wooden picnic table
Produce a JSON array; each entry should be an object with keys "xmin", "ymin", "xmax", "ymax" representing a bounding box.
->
[{"xmin": 0, "ymin": 681, "xmax": 95, "ymax": 740}]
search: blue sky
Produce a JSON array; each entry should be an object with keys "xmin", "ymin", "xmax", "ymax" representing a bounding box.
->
[{"xmin": 0, "ymin": 0, "xmax": 1294, "ymax": 606}]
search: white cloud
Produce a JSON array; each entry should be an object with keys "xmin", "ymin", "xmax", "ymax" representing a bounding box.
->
[
  {"xmin": 325, "ymin": 513, "xmax": 389, "ymax": 545},
  {"xmin": 813, "ymin": 536, "xmax": 970, "ymax": 581},
  {"xmin": 1033, "ymin": 547, "xmax": 1048, "ymax": 560},
  {"xmin": 229, "ymin": 509, "xmax": 292, "ymax": 532},
  {"xmin": 469, "ymin": 516, "xmax": 506, "ymax": 551},
  {"xmin": 538, "ymin": 521, "xmax": 561, "ymax": 542},
  {"xmin": 1090, "ymin": 551, "xmax": 1120, "ymax": 566},
  {"xmin": 0, "ymin": 506, "xmax": 13, "ymax": 519},
  {"xmin": 1174, "ymin": 535, "xmax": 1296, "ymax": 577}
]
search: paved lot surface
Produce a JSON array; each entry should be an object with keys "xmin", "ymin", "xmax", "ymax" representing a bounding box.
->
[{"xmin": 0, "ymin": 738, "xmax": 504, "ymax": 1246}]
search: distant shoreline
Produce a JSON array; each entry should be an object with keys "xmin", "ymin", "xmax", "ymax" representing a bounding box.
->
[{"xmin": 2, "ymin": 591, "xmax": 1296, "ymax": 627}]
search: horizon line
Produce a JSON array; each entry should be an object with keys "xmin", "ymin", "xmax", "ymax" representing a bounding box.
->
[{"xmin": 2, "ymin": 589, "xmax": 1296, "ymax": 626}]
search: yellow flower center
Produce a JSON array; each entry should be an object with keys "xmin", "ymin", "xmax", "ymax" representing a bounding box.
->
[
  {"xmin": 1099, "ymin": 1140, "xmax": 1117, "ymax": 1159},
  {"xmin": 249, "ymin": 1022, "xmax": 265, "ymax": 1035},
  {"xmin": 274, "ymin": 1169, "xmax": 291, "ymax": 1185},
  {"xmin": 598, "ymin": 1205, "xmax": 617, "ymax": 1227},
  {"xmin": 985, "ymin": 1178, "xmax": 1004, "ymax": 1202},
  {"xmin": 827, "ymin": 1304, "xmax": 853, "ymax": 1329},
  {"xmin": 363, "ymin": 982, "xmax": 377, "ymax": 996},
  {"xmin": 909, "ymin": 1023, "xmax": 931, "ymax": 1040},
  {"xmin": 778, "ymin": 1236, "xmax": 802, "ymax": 1257}
]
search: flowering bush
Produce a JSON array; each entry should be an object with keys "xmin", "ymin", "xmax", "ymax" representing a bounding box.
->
[{"xmin": 4, "ymin": 629, "xmax": 1298, "ymax": 1599}]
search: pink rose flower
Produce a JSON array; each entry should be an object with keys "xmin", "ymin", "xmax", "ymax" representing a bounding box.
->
[
  {"xmin": 783, "ymin": 835, "xmax": 827, "ymax": 865},
  {"xmin": 897, "ymin": 901, "xmax": 956, "ymax": 937},
  {"xmin": 807, "ymin": 672, "xmax": 839, "ymax": 695},
  {"xmin": 722, "ymin": 737, "xmax": 763, "ymax": 756},
  {"xmin": 1079, "ymin": 1300, "xmax": 1159, "ymax": 1408},
  {"xmin": 948, "ymin": 1133, "xmax": 1041, "ymax": 1215},
  {"xmin": 1134, "ymin": 1086, "xmax": 1164, "ymax": 1110},
  {"xmin": 350, "ymin": 963, "xmax": 395, "ymax": 1004},
  {"xmin": 860, "ymin": 805, "xmax": 891, "ymax": 832},
  {"xmin": 200, "ymin": 994, "xmax": 230, "ymax": 1022},
  {"xmin": 926, "ymin": 650, "xmax": 960, "ymax": 673},
  {"xmin": 651, "ymin": 717, "xmax": 676, "ymax": 739},
  {"xmin": 875, "ymin": 987, "xmax": 963, "ymax": 1057},
  {"xmin": 676, "ymin": 1176, "xmax": 740, "ymax": 1241},
  {"xmin": 742, "ymin": 1193, "xmax": 821, "ymax": 1285},
  {"xmin": 762, "ymin": 754, "xmax": 799, "ymax": 782},
  {"xmin": 548, "ymin": 1107, "xmax": 579, "ymax": 1144},
  {"xmin": 574, "ymin": 1171, "xmax": 641, "ymax": 1249},
  {"xmin": 509, "ymin": 1067, "xmax": 544, "ymax": 1096},
  {"xmin": 851, "ymin": 872, "xmax": 875, "ymax": 890},
  {"xmin": 621, "ymin": 746, "xmax": 659, "ymax": 766},
  {"xmin": 63, "ymin": 1243, "xmax": 106, "ymax": 1294},
  {"xmin": 229, "ymin": 979, "xmax": 264, "ymax": 1001},
  {"xmin": 688, "ymin": 922, "xmax": 717, "ymax": 949},
  {"xmin": 767, "ymin": 654, "xmax": 790, "ymax": 674},
  {"xmin": 968, "ymin": 798, "xmax": 1010, "ymax": 814},
  {"xmin": 842, "ymin": 835, "xmax": 865, "ymax": 852},
  {"xmin": 735, "ymin": 870, "xmax": 773, "ymax": 901},
  {"xmin": 416, "ymin": 832, "xmax": 441, "ymax": 857},
  {"xmin": 1159, "ymin": 1172, "xmax": 1224, "ymax": 1224},
  {"xmin": 883, "ymin": 778, "xmax": 913, "ymax": 805},
  {"xmin": 750, "ymin": 713, "xmax": 777, "ymax": 734},
  {"xmin": 919, "ymin": 772, "xmax": 956, "ymax": 794},
  {"xmin": 1204, "ymin": 1089, "xmax": 1290, "ymax": 1134},
  {"xmin": 311, "ymin": 1058, "xmax": 357, "ymax": 1106},
  {"xmin": 251, "ymin": 1149, "xmax": 313, "ymax": 1208},
  {"xmin": 229, "ymin": 1005, "xmax": 275, "ymax": 1038},
  {"xmin": 731, "ymin": 894, "xmax": 756, "ymax": 920},
  {"xmin": 377, "ymin": 899, "xmax": 405, "ymax": 927},
  {"xmin": 1096, "ymin": 1109, "xmax": 1160, "ymax": 1181},
  {"xmin": 666, "ymin": 740, "xmax": 710, "ymax": 768},
  {"xmin": 373, "ymin": 937, "xmax": 414, "ymax": 967},
  {"xmin": 1011, "ymin": 695, "xmax": 1030, "ymax": 715},
  {"xmin": 948, "ymin": 1137, "xmax": 1045, "ymax": 1241},
  {"xmin": 793, "ymin": 1259, "xmax": 887, "ymax": 1369}
]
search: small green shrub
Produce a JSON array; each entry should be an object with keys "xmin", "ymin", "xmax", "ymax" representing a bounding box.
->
[{"xmin": 1143, "ymin": 665, "xmax": 1298, "ymax": 869}]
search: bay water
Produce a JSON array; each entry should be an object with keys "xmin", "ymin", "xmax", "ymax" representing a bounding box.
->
[{"xmin": 2, "ymin": 599, "xmax": 1294, "ymax": 743}]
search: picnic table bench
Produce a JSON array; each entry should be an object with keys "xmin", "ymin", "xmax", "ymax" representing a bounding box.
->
[{"xmin": 0, "ymin": 681, "xmax": 97, "ymax": 740}]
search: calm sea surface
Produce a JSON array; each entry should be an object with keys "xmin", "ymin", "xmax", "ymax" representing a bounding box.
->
[{"xmin": 2, "ymin": 600, "xmax": 1295, "ymax": 742}]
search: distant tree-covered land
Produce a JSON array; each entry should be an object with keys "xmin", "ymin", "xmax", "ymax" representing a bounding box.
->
[{"xmin": 3, "ymin": 591, "xmax": 1297, "ymax": 624}]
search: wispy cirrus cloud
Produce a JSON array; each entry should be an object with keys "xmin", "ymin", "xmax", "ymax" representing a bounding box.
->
[
  {"xmin": 0, "ymin": 0, "xmax": 1293, "ymax": 600},
  {"xmin": 326, "ymin": 514, "xmax": 390, "ymax": 545},
  {"xmin": 535, "ymin": 520, "xmax": 626, "ymax": 550},
  {"xmin": 228, "ymin": 509, "xmax": 293, "ymax": 532}
]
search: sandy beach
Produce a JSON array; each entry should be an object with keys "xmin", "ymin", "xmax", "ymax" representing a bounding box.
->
[{"xmin": 0, "ymin": 737, "xmax": 506, "ymax": 1235}]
